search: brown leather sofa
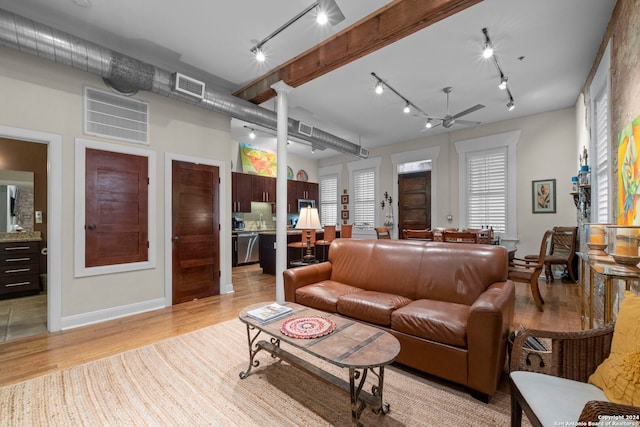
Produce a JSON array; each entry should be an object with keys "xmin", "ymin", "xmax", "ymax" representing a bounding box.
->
[{"xmin": 283, "ymin": 238, "xmax": 515, "ymax": 401}]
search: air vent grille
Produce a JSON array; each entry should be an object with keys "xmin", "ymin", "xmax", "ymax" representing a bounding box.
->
[
  {"xmin": 359, "ymin": 147, "xmax": 369, "ymax": 158},
  {"xmin": 84, "ymin": 87, "xmax": 149, "ymax": 144},
  {"xmin": 298, "ymin": 121, "xmax": 314, "ymax": 137},
  {"xmin": 173, "ymin": 73, "xmax": 205, "ymax": 99}
]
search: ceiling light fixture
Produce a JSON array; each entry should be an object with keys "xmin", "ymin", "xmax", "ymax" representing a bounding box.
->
[
  {"xmin": 481, "ymin": 27, "xmax": 494, "ymax": 58},
  {"xmin": 482, "ymin": 28, "xmax": 516, "ymax": 112},
  {"xmin": 425, "ymin": 119, "xmax": 433, "ymax": 129},
  {"xmin": 375, "ymin": 81, "xmax": 384, "ymax": 94},
  {"xmin": 403, "ymin": 102, "xmax": 411, "ymax": 114},
  {"xmin": 250, "ymin": 0, "xmax": 345, "ymax": 62}
]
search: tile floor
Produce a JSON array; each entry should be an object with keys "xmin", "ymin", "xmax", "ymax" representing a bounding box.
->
[{"xmin": 0, "ymin": 292, "xmax": 47, "ymax": 342}]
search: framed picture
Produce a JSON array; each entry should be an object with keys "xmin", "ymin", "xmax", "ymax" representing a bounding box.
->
[
  {"xmin": 341, "ymin": 210, "xmax": 349, "ymax": 220},
  {"xmin": 341, "ymin": 194, "xmax": 349, "ymax": 204},
  {"xmin": 532, "ymin": 179, "xmax": 556, "ymax": 213}
]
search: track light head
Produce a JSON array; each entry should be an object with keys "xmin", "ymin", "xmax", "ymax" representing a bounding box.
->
[
  {"xmin": 316, "ymin": 9, "xmax": 328, "ymax": 25},
  {"xmin": 499, "ymin": 75, "xmax": 508, "ymax": 90},
  {"xmin": 403, "ymin": 103, "xmax": 411, "ymax": 114},
  {"xmin": 249, "ymin": 129, "xmax": 256, "ymax": 139},
  {"xmin": 375, "ymin": 82, "xmax": 384, "ymax": 95},
  {"xmin": 482, "ymin": 27, "xmax": 494, "ymax": 58},
  {"xmin": 253, "ymin": 47, "xmax": 266, "ymax": 62},
  {"xmin": 507, "ymin": 100, "xmax": 515, "ymax": 111},
  {"xmin": 425, "ymin": 119, "xmax": 432, "ymax": 129}
]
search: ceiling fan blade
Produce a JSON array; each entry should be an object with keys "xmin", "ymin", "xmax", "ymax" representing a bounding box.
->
[
  {"xmin": 455, "ymin": 119, "xmax": 481, "ymax": 127},
  {"xmin": 452, "ymin": 104, "xmax": 485, "ymax": 119}
]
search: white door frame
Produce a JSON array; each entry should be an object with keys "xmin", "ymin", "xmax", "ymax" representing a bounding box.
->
[
  {"xmin": 0, "ymin": 125, "xmax": 63, "ymax": 332},
  {"xmin": 163, "ymin": 153, "xmax": 230, "ymax": 307}
]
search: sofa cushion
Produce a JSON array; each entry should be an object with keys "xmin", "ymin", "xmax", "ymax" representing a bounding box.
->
[
  {"xmin": 392, "ymin": 299, "xmax": 470, "ymax": 348},
  {"xmin": 511, "ymin": 371, "xmax": 607, "ymax": 426},
  {"xmin": 337, "ymin": 291, "xmax": 413, "ymax": 326},
  {"xmin": 295, "ymin": 280, "xmax": 362, "ymax": 313}
]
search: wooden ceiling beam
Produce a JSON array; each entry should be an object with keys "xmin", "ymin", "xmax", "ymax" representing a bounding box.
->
[{"xmin": 233, "ymin": 0, "xmax": 483, "ymax": 104}]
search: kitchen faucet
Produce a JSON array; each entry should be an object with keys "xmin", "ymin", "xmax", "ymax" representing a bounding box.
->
[{"xmin": 259, "ymin": 213, "xmax": 264, "ymax": 230}]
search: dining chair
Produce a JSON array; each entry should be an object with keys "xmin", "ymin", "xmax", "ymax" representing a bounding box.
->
[
  {"xmin": 340, "ymin": 224, "xmax": 353, "ymax": 238},
  {"xmin": 442, "ymin": 230, "xmax": 478, "ymax": 243},
  {"xmin": 314, "ymin": 225, "xmax": 336, "ymax": 261},
  {"xmin": 375, "ymin": 227, "xmax": 391, "ymax": 239},
  {"xmin": 508, "ymin": 230, "xmax": 554, "ymax": 312},
  {"xmin": 545, "ymin": 226, "xmax": 579, "ymax": 282},
  {"xmin": 402, "ymin": 229, "xmax": 433, "ymax": 240}
]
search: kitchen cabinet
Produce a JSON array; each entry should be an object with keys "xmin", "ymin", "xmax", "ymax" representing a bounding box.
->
[
  {"xmin": 287, "ymin": 180, "xmax": 319, "ymax": 213},
  {"xmin": 252, "ymin": 174, "xmax": 276, "ymax": 213},
  {"xmin": 232, "ymin": 172, "xmax": 253, "ymax": 212},
  {"xmin": 0, "ymin": 240, "xmax": 41, "ymax": 298}
]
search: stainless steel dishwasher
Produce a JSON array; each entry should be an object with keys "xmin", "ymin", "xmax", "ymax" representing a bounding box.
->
[{"xmin": 236, "ymin": 232, "xmax": 259, "ymax": 264}]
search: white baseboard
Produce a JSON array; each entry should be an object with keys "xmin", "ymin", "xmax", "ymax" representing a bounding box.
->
[
  {"xmin": 60, "ymin": 298, "xmax": 166, "ymax": 330},
  {"xmin": 221, "ymin": 281, "xmax": 234, "ymax": 295}
]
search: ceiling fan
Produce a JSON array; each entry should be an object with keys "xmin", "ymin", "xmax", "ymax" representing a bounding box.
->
[{"xmin": 422, "ymin": 87, "xmax": 485, "ymax": 130}]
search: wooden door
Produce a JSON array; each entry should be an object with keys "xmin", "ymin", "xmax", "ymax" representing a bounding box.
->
[
  {"xmin": 85, "ymin": 148, "xmax": 148, "ymax": 267},
  {"xmin": 172, "ymin": 160, "xmax": 220, "ymax": 304},
  {"xmin": 398, "ymin": 171, "xmax": 431, "ymax": 233}
]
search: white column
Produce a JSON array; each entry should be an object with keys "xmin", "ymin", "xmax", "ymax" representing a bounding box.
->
[{"xmin": 271, "ymin": 81, "xmax": 293, "ymax": 304}]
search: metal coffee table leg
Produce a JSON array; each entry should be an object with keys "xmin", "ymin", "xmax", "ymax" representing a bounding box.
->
[{"xmin": 349, "ymin": 366, "xmax": 390, "ymax": 426}]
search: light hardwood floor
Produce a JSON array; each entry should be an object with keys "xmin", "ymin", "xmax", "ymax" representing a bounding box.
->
[{"xmin": 0, "ymin": 264, "xmax": 581, "ymax": 386}]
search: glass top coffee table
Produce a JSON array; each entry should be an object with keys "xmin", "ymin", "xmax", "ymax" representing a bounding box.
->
[{"xmin": 239, "ymin": 301, "xmax": 400, "ymax": 427}]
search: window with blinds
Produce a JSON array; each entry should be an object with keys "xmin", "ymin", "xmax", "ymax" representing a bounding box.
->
[
  {"xmin": 465, "ymin": 148, "xmax": 507, "ymax": 234},
  {"xmin": 319, "ymin": 174, "xmax": 338, "ymax": 226},
  {"xmin": 593, "ymin": 84, "xmax": 609, "ymax": 222},
  {"xmin": 353, "ymin": 168, "xmax": 375, "ymax": 229}
]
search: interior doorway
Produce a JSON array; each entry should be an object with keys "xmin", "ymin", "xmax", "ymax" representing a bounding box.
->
[
  {"xmin": 0, "ymin": 127, "xmax": 63, "ymax": 340},
  {"xmin": 398, "ymin": 171, "xmax": 431, "ymax": 234}
]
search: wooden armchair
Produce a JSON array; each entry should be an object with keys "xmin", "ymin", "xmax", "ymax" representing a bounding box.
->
[
  {"xmin": 510, "ymin": 323, "xmax": 639, "ymax": 426},
  {"xmin": 402, "ymin": 229, "xmax": 433, "ymax": 240},
  {"xmin": 546, "ymin": 226, "xmax": 578, "ymax": 282},
  {"xmin": 508, "ymin": 230, "xmax": 553, "ymax": 312}
]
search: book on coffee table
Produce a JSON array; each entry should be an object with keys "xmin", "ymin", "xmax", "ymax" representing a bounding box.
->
[{"xmin": 247, "ymin": 303, "xmax": 292, "ymax": 322}]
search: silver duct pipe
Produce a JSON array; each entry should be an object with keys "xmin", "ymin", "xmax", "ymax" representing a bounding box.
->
[{"xmin": 0, "ymin": 8, "xmax": 366, "ymax": 158}]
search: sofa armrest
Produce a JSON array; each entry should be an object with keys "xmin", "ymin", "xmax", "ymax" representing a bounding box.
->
[
  {"xmin": 283, "ymin": 262, "xmax": 333, "ymax": 302},
  {"xmin": 466, "ymin": 280, "xmax": 515, "ymax": 396}
]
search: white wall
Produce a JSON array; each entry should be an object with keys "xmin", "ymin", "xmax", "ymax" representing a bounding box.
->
[
  {"xmin": 0, "ymin": 46, "xmax": 234, "ymax": 327},
  {"xmin": 319, "ymin": 107, "xmax": 579, "ymax": 257}
]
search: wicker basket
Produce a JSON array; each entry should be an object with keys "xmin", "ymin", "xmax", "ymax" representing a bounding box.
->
[{"xmin": 508, "ymin": 331, "xmax": 553, "ymax": 374}]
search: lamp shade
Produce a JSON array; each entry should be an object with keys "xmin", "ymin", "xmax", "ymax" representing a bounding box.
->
[{"xmin": 296, "ymin": 206, "xmax": 321, "ymax": 230}]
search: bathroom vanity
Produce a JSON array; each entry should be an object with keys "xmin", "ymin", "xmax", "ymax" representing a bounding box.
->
[{"xmin": 0, "ymin": 232, "xmax": 41, "ymax": 299}]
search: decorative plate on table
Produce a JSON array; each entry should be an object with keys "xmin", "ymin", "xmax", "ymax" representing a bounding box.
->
[
  {"xmin": 296, "ymin": 169, "xmax": 308, "ymax": 182},
  {"xmin": 280, "ymin": 315, "xmax": 336, "ymax": 339},
  {"xmin": 287, "ymin": 166, "xmax": 294, "ymax": 180}
]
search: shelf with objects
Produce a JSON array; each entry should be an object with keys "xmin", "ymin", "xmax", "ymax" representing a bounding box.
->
[{"xmin": 578, "ymin": 224, "xmax": 640, "ymax": 329}]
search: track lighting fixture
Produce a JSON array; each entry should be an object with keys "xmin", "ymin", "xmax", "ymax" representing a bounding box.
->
[
  {"xmin": 250, "ymin": 0, "xmax": 345, "ymax": 62},
  {"xmin": 481, "ymin": 28, "xmax": 494, "ymax": 59},
  {"xmin": 425, "ymin": 119, "xmax": 433, "ymax": 129},
  {"xmin": 403, "ymin": 102, "xmax": 411, "ymax": 114},
  {"xmin": 482, "ymin": 28, "xmax": 516, "ymax": 112},
  {"xmin": 375, "ymin": 81, "xmax": 384, "ymax": 95},
  {"xmin": 371, "ymin": 72, "xmax": 430, "ymax": 119}
]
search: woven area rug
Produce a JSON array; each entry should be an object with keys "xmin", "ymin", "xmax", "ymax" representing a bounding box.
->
[{"xmin": 0, "ymin": 319, "xmax": 528, "ymax": 426}]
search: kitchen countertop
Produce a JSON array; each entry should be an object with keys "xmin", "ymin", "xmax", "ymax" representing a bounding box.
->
[{"xmin": 0, "ymin": 231, "xmax": 42, "ymax": 242}]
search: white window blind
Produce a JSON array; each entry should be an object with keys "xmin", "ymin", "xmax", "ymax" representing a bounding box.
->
[
  {"xmin": 319, "ymin": 174, "xmax": 338, "ymax": 226},
  {"xmin": 353, "ymin": 168, "xmax": 375, "ymax": 229},
  {"xmin": 594, "ymin": 90, "xmax": 609, "ymax": 222},
  {"xmin": 465, "ymin": 148, "xmax": 507, "ymax": 233}
]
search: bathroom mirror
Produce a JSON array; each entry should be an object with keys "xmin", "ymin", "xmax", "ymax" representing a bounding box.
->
[{"xmin": 0, "ymin": 170, "xmax": 35, "ymax": 232}]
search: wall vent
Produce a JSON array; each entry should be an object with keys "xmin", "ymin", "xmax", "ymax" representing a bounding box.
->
[
  {"xmin": 173, "ymin": 73, "xmax": 205, "ymax": 99},
  {"xmin": 359, "ymin": 146, "xmax": 369, "ymax": 158},
  {"xmin": 298, "ymin": 121, "xmax": 314, "ymax": 137},
  {"xmin": 84, "ymin": 87, "xmax": 149, "ymax": 145}
]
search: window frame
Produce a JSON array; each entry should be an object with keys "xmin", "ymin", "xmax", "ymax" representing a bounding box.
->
[
  {"xmin": 347, "ymin": 157, "xmax": 381, "ymax": 237},
  {"xmin": 318, "ymin": 164, "xmax": 342, "ymax": 227},
  {"xmin": 455, "ymin": 131, "xmax": 520, "ymax": 241},
  {"xmin": 589, "ymin": 41, "xmax": 611, "ymax": 223}
]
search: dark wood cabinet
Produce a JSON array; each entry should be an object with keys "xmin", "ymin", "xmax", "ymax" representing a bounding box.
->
[
  {"xmin": 287, "ymin": 180, "xmax": 319, "ymax": 213},
  {"xmin": 0, "ymin": 240, "xmax": 41, "ymax": 298},
  {"xmin": 232, "ymin": 172, "xmax": 253, "ymax": 212}
]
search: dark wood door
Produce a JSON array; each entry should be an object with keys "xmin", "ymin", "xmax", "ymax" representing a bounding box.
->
[
  {"xmin": 398, "ymin": 171, "xmax": 431, "ymax": 234},
  {"xmin": 172, "ymin": 160, "xmax": 220, "ymax": 304},
  {"xmin": 85, "ymin": 148, "xmax": 148, "ymax": 267}
]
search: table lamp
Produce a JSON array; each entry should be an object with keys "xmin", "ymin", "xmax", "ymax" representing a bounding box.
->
[{"xmin": 295, "ymin": 206, "xmax": 322, "ymax": 261}]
